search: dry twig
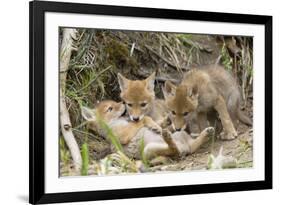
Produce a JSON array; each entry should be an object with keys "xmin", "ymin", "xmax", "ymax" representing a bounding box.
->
[{"xmin": 60, "ymin": 28, "xmax": 82, "ymax": 171}]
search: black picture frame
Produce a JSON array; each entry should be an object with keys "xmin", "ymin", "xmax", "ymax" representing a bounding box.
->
[{"xmin": 29, "ymin": 0, "xmax": 272, "ymax": 204}]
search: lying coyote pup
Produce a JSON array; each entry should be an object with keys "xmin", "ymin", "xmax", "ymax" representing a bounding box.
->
[
  {"xmin": 117, "ymin": 72, "xmax": 168, "ymax": 126},
  {"xmin": 81, "ymin": 100, "xmax": 214, "ymax": 159},
  {"xmin": 163, "ymin": 64, "xmax": 252, "ymax": 140}
]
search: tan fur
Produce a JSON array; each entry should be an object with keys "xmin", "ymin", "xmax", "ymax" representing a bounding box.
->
[
  {"xmin": 117, "ymin": 72, "xmax": 169, "ymax": 125},
  {"xmin": 81, "ymin": 100, "xmax": 162, "ymax": 144},
  {"xmin": 81, "ymin": 100, "xmax": 176, "ymax": 159},
  {"xmin": 163, "ymin": 127, "xmax": 215, "ymax": 156},
  {"xmin": 163, "ymin": 64, "xmax": 252, "ymax": 140},
  {"xmin": 82, "ymin": 100, "xmax": 214, "ymax": 158}
]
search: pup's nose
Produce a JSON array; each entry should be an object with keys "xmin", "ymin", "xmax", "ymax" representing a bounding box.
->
[
  {"xmin": 175, "ymin": 128, "xmax": 181, "ymax": 132},
  {"xmin": 133, "ymin": 117, "xmax": 140, "ymax": 122}
]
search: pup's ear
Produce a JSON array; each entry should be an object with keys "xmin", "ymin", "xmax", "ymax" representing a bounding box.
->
[
  {"xmin": 117, "ymin": 73, "xmax": 129, "ymax": 92},
  {"xmin": 188, "ymin": 85, "xmax": 199, "ymax": 99},
  {"xmin": 146, "ymin": 72, "xmax": 156, "ymax": 92},
  {"xmin": 162, "ymin": 80, "xmax": 176, "ymax": 99},
  {"xmin": 81, "ymin": 106, "xmax": 96, "ymax": 121}
]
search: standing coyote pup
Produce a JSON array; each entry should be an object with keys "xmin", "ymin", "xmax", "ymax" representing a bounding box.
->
[
  {"xmin": 117, "ymin": 72, "xmax": 168, "ymax": 126},
  {"xmin": 163, "ymin": 64, "xmax": 252, "ymax": 140},
  {"xmin": 81, "ymin": 100, "xmax": 214, "ymax": 159}
]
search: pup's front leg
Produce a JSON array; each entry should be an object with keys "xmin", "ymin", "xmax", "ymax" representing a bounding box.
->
[
  {"xmin": 143, "ymin": 116, "xmax": 162, "ymax": 134},
  {"xmin": 214, "ymin": 95, "xmax": 237, "ymax": 140},
  {"xmin": 196, "ymin": 112, "xmax": 208, "ymax": 132}
]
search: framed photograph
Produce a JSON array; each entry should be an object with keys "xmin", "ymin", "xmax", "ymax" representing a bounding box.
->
[{"xmin": 29, "ymin": 1, "xmax": 272, "ymax": 204}]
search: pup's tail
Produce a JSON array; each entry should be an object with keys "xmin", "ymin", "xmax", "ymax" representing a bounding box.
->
[{"xmin": 237, "ymin": 109, "xmax": 252, "ymax": 126}]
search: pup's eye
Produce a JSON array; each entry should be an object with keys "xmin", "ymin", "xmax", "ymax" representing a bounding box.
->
[
  {"xmin": 183, "ymin": 112, "xmax": 189, "ymax": 116},
  {"xmin": 107, "ymin": 107, "xmax": 113, "ymax": 112},
  {"xmin": 171, "ymin": 111, "xmax": 176, "ymax": 115},
  {"xmin": 127, "ymin": 103, "xmax": 132, "ymax": 107},
  {"xmin": 140, "ymin": 103, "xmax": 147, "ymax": 107}
]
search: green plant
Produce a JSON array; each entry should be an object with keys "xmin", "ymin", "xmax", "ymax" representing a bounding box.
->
[
  {"xmin": 139, "ymin": 137, "xmax": 149, "ymax": 169},
  {"xmin": 81, "ymin": 143, "xmax": 89, "ymax": 175},
  {"xmin": 95, "ymin": 113, "xmax": 124, "ymax": 153},
  {"xmin": 59, "ymin": 137, "xmax": 70, "ymax": 165},
  {"xmin": 221, "ymin": 43, "xmax": 233, "ymax": 71}
]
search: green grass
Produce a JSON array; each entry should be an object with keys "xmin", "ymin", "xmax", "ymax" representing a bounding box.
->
[
  {"xmin": 81, "ymin": 143, "xmax": 89, "ymax": 175},
  {"xmin": 139, "ymin": 137, "xmax": 149, "ymax": 169},
  {"xmin": 95, "ymin": 113, "xmax": 124, "ymax": 153},
  {"xmin": 59, "ymin": 137, "xmax": 70, "ymax": 165},
  {"xmin": 221, "ymin": 43, "xmax": 233, "ymax": 71}
]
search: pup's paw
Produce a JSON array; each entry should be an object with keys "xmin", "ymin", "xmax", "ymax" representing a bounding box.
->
[
  {"xmin": 162, "ymin": 128, "xmax": 172, "ymax": 139},
  {"xmin": 205, "ymin": 127, "xmax": 215, "ymax": 137},
  {"xmin": 148, "ymin": 123, "xmax": 162, "ymax": 134},
  {"xmin": 150, "ymin": 156, "xmax": 170, "ymax": 166},
  {"xmin": 220, "ymin": 130, "xmax": 237, "ymax": 140}
]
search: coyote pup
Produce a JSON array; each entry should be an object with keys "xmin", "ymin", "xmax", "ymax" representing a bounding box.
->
[
  {"xmin": 81, "ymin": 100, "xmax": 172, "ymax": 159},
  {"xmin": 163, "ymin": 64, "xmax": 252, "ymax": 140},
  {"xmin": 117, "ymin": 72, "xmax": 168, "ymax": 126},
  {"xmin": 81, "ymin": 100, "xmax": 214, "ymax": 159}
]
